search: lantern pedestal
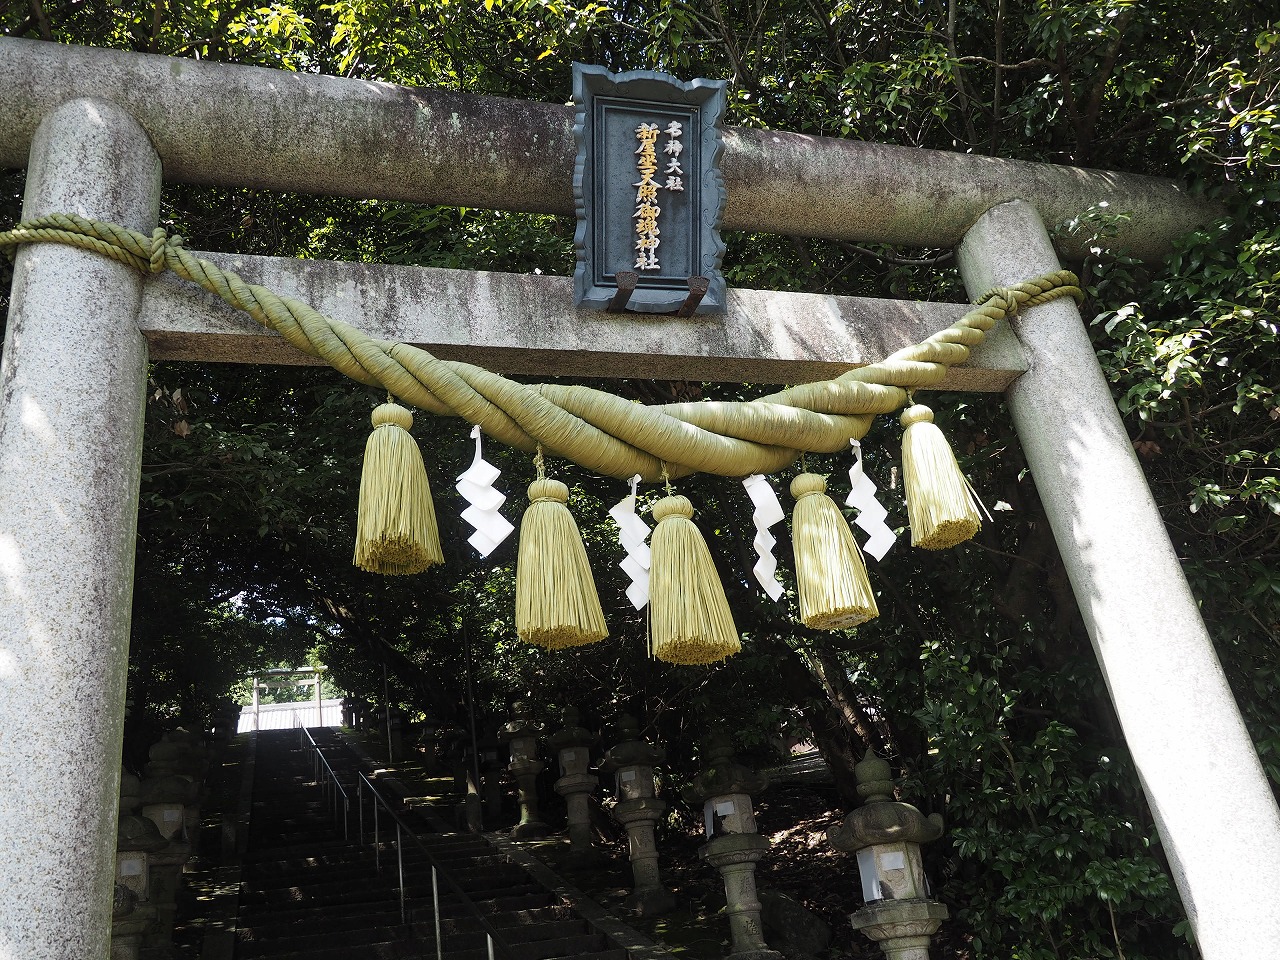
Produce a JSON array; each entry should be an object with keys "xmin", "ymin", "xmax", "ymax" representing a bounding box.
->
[
  {"xmin": 549, "ymin": 706, "xmax": 600, "ymax": 859},
  {"xmin": 509, "ymin": 756, "xmax": 549, "ymax": 839},
  {"xmin": 110, "ymin": 903, "xmax": 157, "ymax": 960},
  {"xmin": 554, "ymin": 773, "xmax": 600, "ymax": 856},
  {"xmin": 112, "ymin": 772, "xmax": 165, "ymax": 959},
  {"xmin": 850, "ymin": 899, "xmax": 949, "ymax": 960},
  {"xmin": 601, "ymin": 714, "xmax": 675, "ymax": 916},
  {"xmin": 500, "ymin": 702, "xmax": 549, "ymax": 840},
  {"xmin": 701, "ymin": 833, "xmax": 782, "ymax": 960},
  {"xmin": 685, "ymin": 732, "xmax": 778, "ymax": 960},
  {"xmin": 612, "ymin": 797, "xmax": 676, "ymax": 915},
  {"xmin": 480, "ymin": 734, "xmax": 505, "ymax": 822}
]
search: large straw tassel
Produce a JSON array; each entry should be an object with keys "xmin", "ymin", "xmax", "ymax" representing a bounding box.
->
[
  {"xmin": 900, "ymin": 403, "xmax": 981, "ymax": 549},
  {"xmin": 353, "ymin": 402, "xmax": 444, "ymax": 575},
  {"xmin": 648, "ymin": 494, "xmax": 741, "ymax": 665},
  {"xmin": 515, "ymin": 478, "xmax": 608, "ymax": 650},
  {"xmin": 789, "ymin": 473, "xmax": 879, "ymax": 630}
]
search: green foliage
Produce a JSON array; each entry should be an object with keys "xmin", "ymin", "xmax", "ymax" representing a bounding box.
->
[{"xmin": 912, "ymin": 643, "xmax": 1181, "ymax": 959}]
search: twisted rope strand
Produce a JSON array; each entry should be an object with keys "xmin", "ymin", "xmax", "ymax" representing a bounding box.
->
[{"xmin": 0, "ymin": 214, "xmax": 1083, "ymax": 481}]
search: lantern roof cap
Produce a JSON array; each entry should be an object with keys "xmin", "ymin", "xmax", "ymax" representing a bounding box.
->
[
  {"xmin": 683, "ymin": 730, "xmax": 768, "ymax": 803},
  {"xmin": 827, "ymin": 749, "xmax": 943, "ymax": 852}
]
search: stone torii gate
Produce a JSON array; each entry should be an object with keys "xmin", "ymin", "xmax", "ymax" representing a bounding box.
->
[{"xmin": 0, "ymin": 38, "xmax": 1277, "ymax": 960}]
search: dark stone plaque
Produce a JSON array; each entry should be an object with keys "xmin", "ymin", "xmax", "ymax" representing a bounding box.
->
[{"xmin": 572, "ymin": 63, "xmax": 727, "ymax": 314}]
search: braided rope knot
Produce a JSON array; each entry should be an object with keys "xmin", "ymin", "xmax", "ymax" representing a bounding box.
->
[
  {"xmin": 148, "ymin": 228, "xmax": 185, "ymax": 274},
  {"xmin": 0, "ymin": 213, "xmax": 1083, "ymax": 482},
  {"xmin": 975, "ymin": 285, "xmax": 1022, "ymax": 316}
]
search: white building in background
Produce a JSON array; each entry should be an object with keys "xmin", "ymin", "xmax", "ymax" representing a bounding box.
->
[{"xmin": 237, "ymin": 698, "xmax": 343, "ymax": 733}]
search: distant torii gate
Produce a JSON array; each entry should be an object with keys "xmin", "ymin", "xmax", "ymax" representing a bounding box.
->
[
  {"xmin": 244, "ymin": 666, "xmax": 328, "ymax": 731},
  {"xmin": 0, "ymin": 37, "xmax": 1277, "ymax": 960}
]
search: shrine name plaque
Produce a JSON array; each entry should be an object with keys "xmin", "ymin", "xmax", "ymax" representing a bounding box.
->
[{"xmin": 572, "ymin": 63, "xmax": 728, "ymax": 314}]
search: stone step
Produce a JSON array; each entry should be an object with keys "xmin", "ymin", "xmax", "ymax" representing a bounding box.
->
[
  {"xmin": 239, "ymin": 878, "xmax": 404, "ymax": 911},
  {"xmin": 236, "ymin": 937, "xmax": 431, "ymax": 960},
  {"xmin": 241, "ymin": 837, "xmax": 357, "ymax": 862},
  {"xmin": 443, "ymin": 944, "xmax": 629, "ymax": 960},
  {"xmin": 234, "ymin": 731, "xmax": 632, "ymax": 960},
  {"xmin": 238, "ymin": 889, "xmax": 559, "ymax": 934},
  {"xmin": 440, "ymin": 916, "xmax": 587, "ymax": 943},
  {"xmin": 246, "ymin": 866, "xmax": 527, "ymax": 901},
  {"xmin": 238, "ymin": 923, "xmax": 419, "ymax": 959},
  {"xmin": 506, "ymin": 933, "xmax": 614, "ymax": 960},
  {"xmin": 238, "ymin": 905, "xmax": 407, "ymax": 945},
  {"xmin": 241, "ymin": 914, "xmax": 594, "ymax": 960}
]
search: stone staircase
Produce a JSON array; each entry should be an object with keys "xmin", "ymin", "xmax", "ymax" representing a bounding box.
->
[{"xmin": 235, "ymin": 728, "xmax": 629, "ymax": 960}]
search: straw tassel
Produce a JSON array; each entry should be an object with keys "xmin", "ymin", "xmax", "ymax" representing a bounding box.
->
[
  {"xmin": 900, "ymin": 403, "xmax": 981, "ymax": 549},
  {"xmin": 789, "ymin": 473, "xmax": 878, "ymax": 630},
  {"xmin": 515, "ymin": 477, "xmax": 608, "ymax": 650},
  {"xmin": 648, "ymin": 493, "xmax": 741, "ymax": 665},
  {"xmin": 353, "ymin": 401, "xmax": 443, "ymax": 575}
]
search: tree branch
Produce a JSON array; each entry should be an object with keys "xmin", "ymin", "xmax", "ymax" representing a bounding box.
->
[
  {"xmin": 957, "ymin": 54, "xmax": 1053, "ymax": 71},
  {"xmin": 944, "ymin": 0, "xmax": 980, "ymax": 144},
  {"xmin": 148, "ymin": 0, "xmax": 166, "ymax": 52},
  {"xmin": 840, "ymin": 241, "xmax": 954, "ymax": 267},
  {"xmin": 991, "ymin": 0, "xmax": 1005, "ymax": 153},
  {"xmin": 1078, "ymin": 9, "xmax": 1138, "ymax": 162},
  {"xmin": 27, "ymin": 0, "xmax": 51, "ymax": 41}
]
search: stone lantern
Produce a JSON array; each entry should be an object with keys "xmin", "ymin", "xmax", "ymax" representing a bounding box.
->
[
  {"xmin": 138, "ymin": 762, "xmax": 200, "ymax": 953},
  {"xmin": 144, "ymin": 728, "xmax": 208, "ymax": 781},
  {"xmin": 143, "ymin": 728, "xmax": 208, "ymax": 842},
  {"xmin": 548, "ymin": 705, "xmax": 599, "ymax": 858},
  {"xmin": 479, "ymin": 728, "xmax": 506, "ymax": 822},
  {"xmin": 111, "ymin": 772, "xmax": 164, "ymax": 960},
  {"xmin": 211, "ymin": 698, "xmax": 240, "ymax": 742},
  {"xmin": 420, "ymin": 713, "xmax": 441, "ymax": 777},
  {"xmin": 599, "ymin": 713, "xmax": 675, "ymax": 916},
  {"xmin": 684, "ymin": 730, "xmax": 781, "ymax": 960},
  {"xmin": 499, "ymin": 701, "xmax": 548, "ymax": 839},
  {"xmin": 827, "ymin": 750, "xmax": 947, "ymax": 960}
]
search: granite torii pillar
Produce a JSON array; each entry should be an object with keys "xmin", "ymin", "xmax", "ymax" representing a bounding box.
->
[
  {"xmin": 958, "ymin": 200, "xmax": 1280, "ymax": 959},
  {"xmin": 0, "ymin": 98, "xmax": 160, "ymax": 959}
]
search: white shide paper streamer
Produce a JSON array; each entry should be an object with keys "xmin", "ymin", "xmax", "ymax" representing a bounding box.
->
[
  {"xmin": 845, "ymin": 439, "xmax": 897, "ymax": 561},
  {"xmin": 742, "ymin": 474, "xmax": 785, "ymax": 601},
  {"xmin": 609, "ymin": 474, "xmax": 652, "ymax": 611},
  {"xmin": 455, "ymin": 425, "xmax": 514, "ymax": 558}
]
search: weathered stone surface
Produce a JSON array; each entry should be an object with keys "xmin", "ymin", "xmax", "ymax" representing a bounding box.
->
[
  {"xmin": 115, "ymin": 818, "xmax": 166, "ymax": 855},
  {"xmin": 685, "ymin": 730, "xmax": 768, "ymax": 808},
  {"xmin": 111, "ymin": 884, "xmax": 137, "ymax": 921},
  {"xmin": 700, "ymin": 834, "xmax": 779, "ymax": 960},
  {"xmin": 550, "ymin": 706, "xmax": 599, "ymax": 855},
  {"xmin": 958, "ymin": 200, "xmax": 1280, "ymax": 960},
  {"xmin": 603, "ymin": 715, "xmax": 674, "ymax": 916},
  {"xmin": 850, "ymin": 898, "xmax": 948, "ymax": 960},
  {"xmin": 0, "ymin": 38, "xmax": 1217, "ymax": 260},
  {"xmin": 136, "ymin": 252, "xmax": 1024, "ymax": 391},
  {"xmin": 828, "ymin": 804, "xmax": 943, "ymax": 850},
  {"xmin": 500, "ymin": 702, "xmax": 548, "ymax": 839},
  {"xmin": 0, "ymin": 98, "xmax": 160, "ymax": 960}
]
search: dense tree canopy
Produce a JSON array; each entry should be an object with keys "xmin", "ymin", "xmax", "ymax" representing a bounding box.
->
[{"xmin": 2, "ymin": 2, "xmax": 1277, "ymax": 958}]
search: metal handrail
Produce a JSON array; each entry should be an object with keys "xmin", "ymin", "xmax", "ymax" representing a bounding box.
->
[
  {"xmin": 358, "ymin": 769, "xmax": 516, "ymax": 960},
  {"xmin": 298, "ymin": 726, "xmax": 350, "ymax": 841}
]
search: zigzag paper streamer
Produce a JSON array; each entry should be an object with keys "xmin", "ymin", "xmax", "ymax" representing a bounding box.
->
[
  {"xmin": 742, "ymin": 474, "xmax": 785, "ymax": 601},
  {"xmin": 608, "ymin": 474, "xmax": 651, "ymax": 610},
  {"xmin": 456, "ymin": 425, "xmax": 514, "ymax": 557},
  {"xmin": 845, "ymin": 440, "xmax": 897, "ymax": 561}
]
